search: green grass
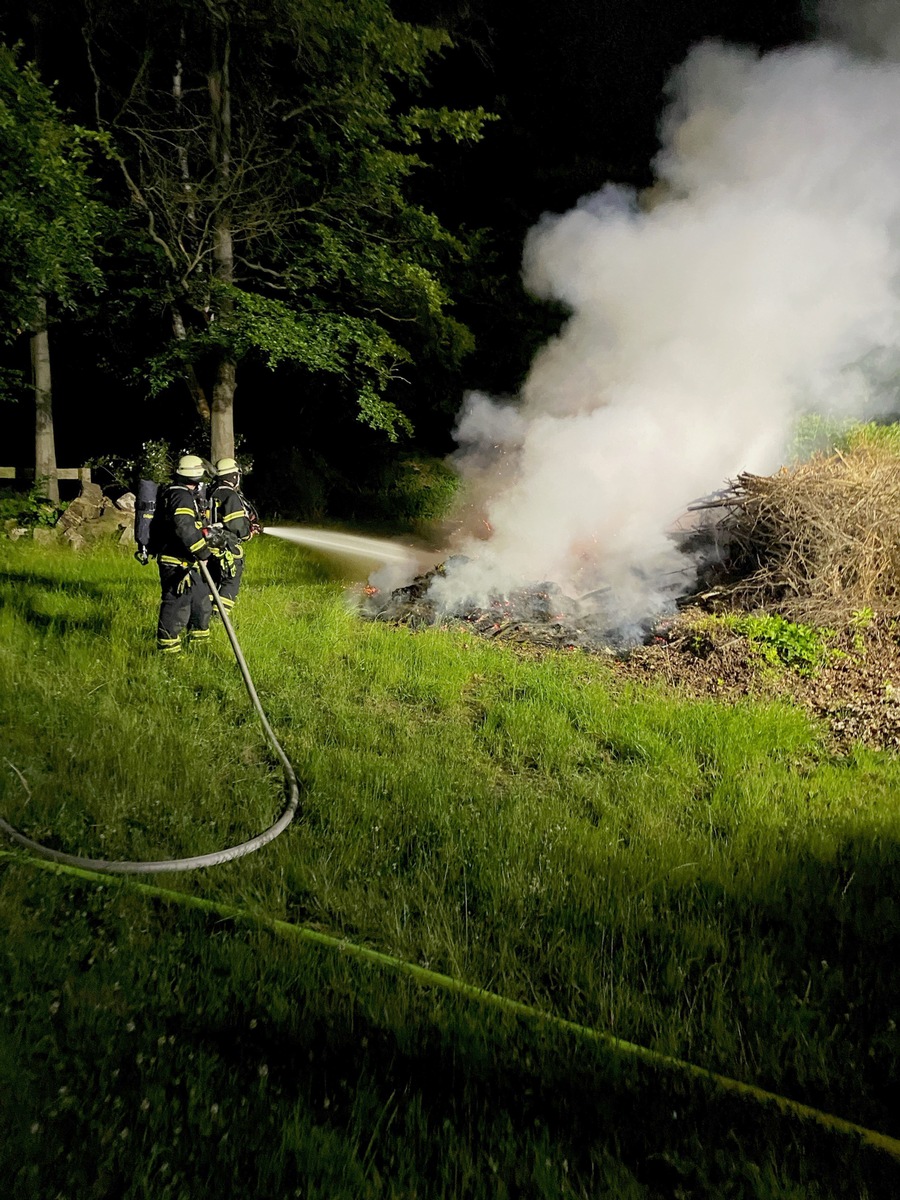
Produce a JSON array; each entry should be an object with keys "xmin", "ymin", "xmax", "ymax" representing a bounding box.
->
[{"xmin": 2, "ymin": 536, "xmax": 900, "ymax": 1197}]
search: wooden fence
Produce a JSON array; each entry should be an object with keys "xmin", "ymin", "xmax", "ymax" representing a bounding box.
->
[{"xmin": 0, "ymin": 467, "xmax": 92, "ymax": 483}]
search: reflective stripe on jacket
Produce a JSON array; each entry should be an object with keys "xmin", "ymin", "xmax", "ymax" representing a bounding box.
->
[
  {"xmin": 209, "ymin": 483, "xmax": 251, "ymax": 554},
  {"xmin": 155, "ymin": 484, "xmax": 211, "ymax": 566}
]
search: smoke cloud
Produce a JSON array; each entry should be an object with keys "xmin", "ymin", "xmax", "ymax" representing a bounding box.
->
[
  {"xmin": 430, "ymin": 6, "xmax": 900, "ymax": 633},
  {"xmin": 819, "ymin": 0, "xmax": 900, "ymax": 61}
]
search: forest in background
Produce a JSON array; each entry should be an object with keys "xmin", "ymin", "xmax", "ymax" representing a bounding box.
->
[{"xmin": 0, "ymin": 0, "xmax": 810, "ymax": 522}]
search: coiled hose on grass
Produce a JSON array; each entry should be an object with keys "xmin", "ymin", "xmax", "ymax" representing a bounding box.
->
[{"xmin": 0, "ymin": 561, "xmax": 300, "ymax": 873}]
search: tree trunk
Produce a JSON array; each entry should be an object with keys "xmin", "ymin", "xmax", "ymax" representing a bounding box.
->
[
  {"xmin": 211, "ymin": 356, "xmax": 236, "ymax": 461},
  {"xmin": 170, "ymin": 23, "xmax": 211, "ymax": 426},
  {"xmin": 173, "ymin": 25, "xmax": 194, "ymax": 215},
  {"xmin": 208, "ymin": 12, "xmax": 236, "ymax": 464},
  {"xmin": 171, "ymin": 306, "xmax": 211, "ymax": 421},
  {"xmin": 27, "ymin": 11, "xmax": 57, "ymax": 503},
  {"xmin": 31, "ymin": 295, "xmax": 58, "ymax": 503}
]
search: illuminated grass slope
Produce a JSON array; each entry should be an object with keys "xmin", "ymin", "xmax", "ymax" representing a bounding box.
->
[{"xmin": 2, "ymin": 535, "xmax": 899, "ymax": 1197}]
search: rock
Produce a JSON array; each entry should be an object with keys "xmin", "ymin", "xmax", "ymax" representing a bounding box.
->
[
  {"xmin": 33, "ymin": 527, "xmax": 57, "ymax": 546},
  {"xmin": 58, "ymin": 482, "xmax": 104, "ymax": 531},
  {"xmin": 9, "ymin": 527, "xmax": 29, "ymax": 541},
  {"xmin": 115, "ymin": 492, "xmax": 136, "ymax": 512},
  {"xmin": 80, "ymin": 507, "xmax": 131, "ymax": 541},
  {"xmin": 63, "ymin": 527, "xmax": 86, "ymax": 551},
  {"xmin": 80, "ymin": 481, "xmax": 103, "ymax": 506},
  {"xmin": 118, "ymin": 525, "xmax": 135, "ymax": 546}
]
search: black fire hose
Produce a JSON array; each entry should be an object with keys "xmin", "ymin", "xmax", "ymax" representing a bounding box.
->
[{"xmin": 0, "ymin": 561, "xmax": 300, "ymax": 873}]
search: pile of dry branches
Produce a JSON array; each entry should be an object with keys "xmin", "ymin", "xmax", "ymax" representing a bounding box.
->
[{"xmin": 711, "ymin": 446, "xmax": 900, "ymax": 620}]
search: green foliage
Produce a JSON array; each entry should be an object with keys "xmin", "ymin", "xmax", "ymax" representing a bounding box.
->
[
  {"xmin": 0, "ymin": 43, "xmax": 106, "ymax": 339},
  {"xmin": 0, "ymin": 363, "xmax": 29, "ymax": 403},
  {"xmin": 148, "ymin": 288, "xmax": 416, "ymax": 439},
  {"xmin": 90, "ymin": 438, "xmax": 176, "ymax": 491},
  {"xmin": 789, "ymin": 417, "xmax": 900, "ymax": 463},
  {"xmin": 0, "ymin": 488, "xmax": 19, "ymax": 523},
  {"xmin": 138, "ymin": 438, "xmax": 175, "ymax": 485},
  {"xmin": 399, "ymin": 104, "xmax": 499, "ymax": 143},
  {"xmin": 377, "ymin": 453, "xmax": 460, "ymax": 522},
  {"xmin": 788, "ymin": 414, "xmax": 853, "ymax": 461},
  {"xmin": 84, "ymin": 0, "xmax": 492, "ymax": 438},
  {"xmin": 850, "ymin": 606, "xmax": 875, "ymax": 630},
  {"xmin": 0, "ymin": 481, "xmax": 66, "ymax": 527},
  {"xmin": 841, "ymin": 420, "xmax": 900, "ymax": 454},
  {"xmin": 717, "ymin": 612, "xmax": 835, "ymax": 675}
]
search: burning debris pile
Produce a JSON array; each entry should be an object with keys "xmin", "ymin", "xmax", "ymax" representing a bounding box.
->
[
  {"xmin": 362, "ymin": 442, "xmax": 900, "ymax": 654},
  {"xmin": 692, "ymin": 445, "xmax": 900, "ymax": 621},
  {"xmin": 362, "ymin": 560, "xmax": 634, "ymax": 653}
]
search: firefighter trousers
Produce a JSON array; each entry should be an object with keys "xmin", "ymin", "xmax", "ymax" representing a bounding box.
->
[
  {"xmin": 207, "ymin": 554, "xmax": 244, "ymax": 616},
  {"xmin": 156, "ymin": 563, "xmax": 212, "ymax": 652}
]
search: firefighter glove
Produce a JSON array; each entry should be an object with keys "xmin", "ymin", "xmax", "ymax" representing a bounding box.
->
[
  {"xmin": 205, "ymin": 523, "xmax": 228, "ymax": 550},
  {"xmin": 134, "ymin": 547, "xmax": 150, "ymax": 566},
  {"xmin": 176, "ymin": 570, "xmax": 194, "ymax": 596},
  {"xmin": 219, "ymin": 549, "xmax": 237, "ymax": 579}
]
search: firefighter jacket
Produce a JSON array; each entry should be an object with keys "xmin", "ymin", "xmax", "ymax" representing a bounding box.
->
[
  {"xmin": 156, "ymin": 483, "xmax": 213, "ymax": 568},
  {"xmin": 209, "ymin": 482, "xmax": 251, "ymax": 557}
]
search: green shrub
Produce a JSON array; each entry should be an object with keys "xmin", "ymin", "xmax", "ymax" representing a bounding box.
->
[
  {"xmin": 718, "ymin": 612, "xmax": 835, "ymax": 675},
  {"xmin": 0, "ymin": 481, "xmax": 66, "ymax": 527},
  {"xmin": 790, "ymin": 416, "xmax": 900, "ymax": 463},
  {"xmin": 378, "ymin": 454, "xmax": 460, "ymax": 523}
]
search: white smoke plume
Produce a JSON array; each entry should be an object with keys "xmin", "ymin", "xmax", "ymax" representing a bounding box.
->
[
  {"xmin": 430, "ymin": 8, "xmax": 900, "ymax": 632},
  {"xmin": 819, "ymin": 0, "xmax": 900, "ymax": 60}
]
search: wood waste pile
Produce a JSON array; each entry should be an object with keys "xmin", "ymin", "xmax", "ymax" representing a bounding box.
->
[
  {"xmin": 688, "ymin": 444, "xmax": 900, "ymax": 623},
  {"xmin": 363, "ymin": 443, "xmax": 900, "ymax": 661},
  {"xmin": 624, "ymin": 443, "xmax": 900, "ymax": 752}
]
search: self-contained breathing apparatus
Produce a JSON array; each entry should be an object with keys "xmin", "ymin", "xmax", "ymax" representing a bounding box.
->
[
  {"xmin": 133, "ymin": 478, "xmax": 162, "ymax": 565},
  {"xmin": 133, "ymin": 468, "xmax": 258, "ymax": 565},
  {"xmin": 133, "ymin": 478, "xmax": 215, "ymax": 563}
]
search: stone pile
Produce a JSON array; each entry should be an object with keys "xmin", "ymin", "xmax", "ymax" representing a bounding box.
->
[{"xmin": 4, "ymin": 482, "xmax": 137, "ymax": 550}]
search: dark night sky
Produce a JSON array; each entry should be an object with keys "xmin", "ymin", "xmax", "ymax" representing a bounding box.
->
[{"xmin": 402, "ymin": 0, "xmax": 812, "ymax": 221}]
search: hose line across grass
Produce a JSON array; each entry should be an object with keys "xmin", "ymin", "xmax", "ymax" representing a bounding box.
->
[
  {"xmin": 2, "ymin": 847, "xmax": 900, "ymax": 1168},
  {"xmin": 0, "ymin": 562, "xmax": 300, "ymax": 873}
]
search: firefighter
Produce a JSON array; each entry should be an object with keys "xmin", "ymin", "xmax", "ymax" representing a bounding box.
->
[
  {"xmin": 154, "ymin": 454, "xmax": 220, "ymax": 653},
  {"xmin": 206, "ymin": 456, "xmax": 255, "ymax": 616}
]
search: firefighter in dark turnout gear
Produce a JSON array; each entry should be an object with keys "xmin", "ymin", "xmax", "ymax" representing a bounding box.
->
[
  {"xmin": 155, "ymin": 455, "xmax": 216, "ymax": 653},
  {"xmin": 206, "ymin": 457, "xmax": 255, "ymax": 616}
]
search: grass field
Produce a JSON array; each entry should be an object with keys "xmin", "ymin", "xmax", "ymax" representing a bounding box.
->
[{"xmin": 2, "ymin": 534, "xmax": 900, "ymax": 1197}]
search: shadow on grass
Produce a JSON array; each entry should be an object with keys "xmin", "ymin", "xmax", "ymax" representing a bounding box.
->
[
  {"xmin": 0, "ymin": 570, "xmax": 105, "ymax": 597},
  {"xmin": 542, "ymin": 832, "xmax": 900, "ymax": 1145},
  {"xmin": 757, "ymin": 836, "xmax": 900, "ymax": 1128},
  {"xmin": 2, "ymin": 858, "xmax": 900, "ymax": 1198},
  {"xmin": 0, "ymin": 573, "xmax": 110, "ymax": 636}
]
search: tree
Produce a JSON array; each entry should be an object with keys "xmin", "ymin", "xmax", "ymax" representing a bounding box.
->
[
  {"xmin": 0, "ymin": 44, "xmax": 104, "ymax": 500},
  {"xmin": 80, "ymin": 0, "xmax": 491, "ymax": 461}
]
